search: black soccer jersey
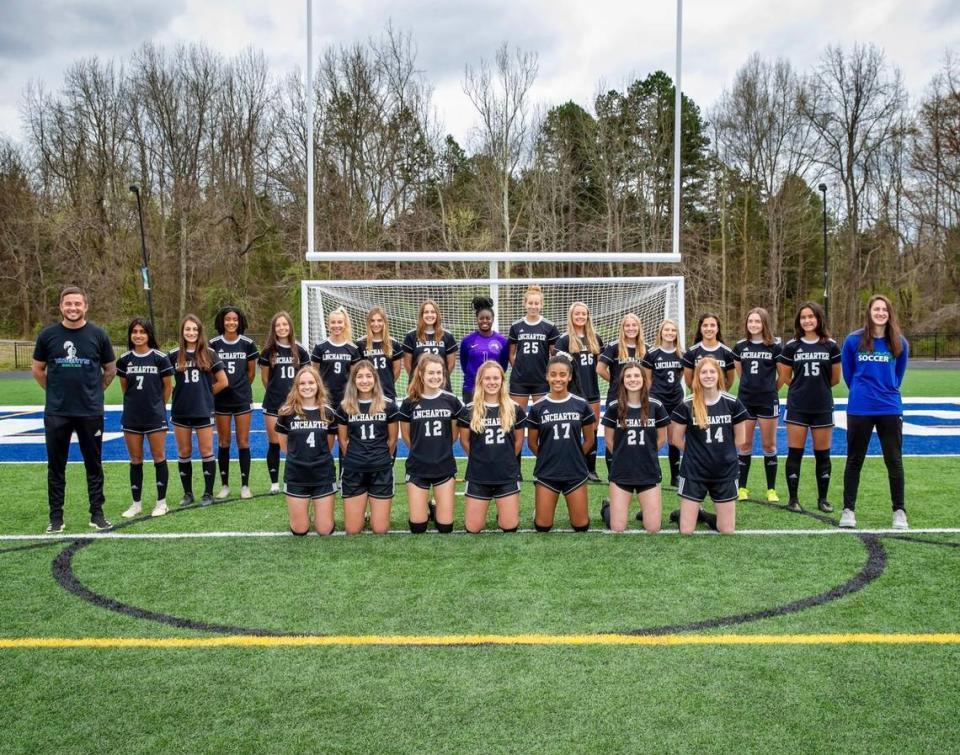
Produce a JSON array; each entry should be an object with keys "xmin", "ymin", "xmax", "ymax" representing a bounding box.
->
[
  {"xmin": 508, "ymin": 318, "xmax": 560, "ymax": 388},
  {"xmin": 259, "ymin": 343, "xmax": 310, "ymax": 413},
  {"xmin": 779, "ymin": 337, "xmax": 841, "ymax": 414},
  {"xmin": 210, "ymin": 334, "xmax": 259, "ymax": 408},
  {"xmin": 397, "ymin": 391, "xmax": 464, "ymax": 478},
  {"xmin": 276, "ymin": 407, "xmax": 337, "ymax": 485},
  {"xmin": 598, "ymin": 343, "xmax": 641, "ymax": 403},
  {"xmin": 641, "ymin": 347, "xmax": 685, "ymax": 408},
  {"xmin": 527, "ymin": 394, "xmax": 595, "ymax": 481},
  {"xmin": 732, "ymin": 339, "xmax": 782, "ymax": 407},
  {"xmin": 33, "ymin": 321, "xmax": 116, "ymax": 416},
  {"xmin": 117, "ymin": 349, "xmax": 173, "ymax": 430},
  {"xmin": 601, "ymin": 399, "xmax": 671, "ymax": 486},
  {"xmin": 681, "ymin": 343, "xmax": 737, "ymax": 389},
  {"xmin": 671, "ymin": 393, "xmax": 748, "ymax": 481},
  {"xmin": 402, "ymin": 329, "xmax": 459, "ymax": 391},
  {"xmin": 168, "ymin": 348, "xmax": 225, "ymax": 419},
  {"xmin": 555, "ymin": 333, "xmax": 604, "ymax": 402},
  {"xmin": 334, "ymin": 398, "xmax": 400, "ymax": 472},
  {"xmin": 457, "ymin": 402, "xmax": 528, "ymax": 484},
  {"xmin": 356, "ymin": 338, "xmax": 404, "ymax": 399},
  {"xmin": 311, "ymin": 340, "xmax": 361, "ymax": 406}
]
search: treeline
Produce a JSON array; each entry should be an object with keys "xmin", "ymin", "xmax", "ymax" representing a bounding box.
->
[{"xmin": 0, "ymin": 26, "xmax": 957, "ymax": 342}]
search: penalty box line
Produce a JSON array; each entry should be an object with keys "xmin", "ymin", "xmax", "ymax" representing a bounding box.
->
[
  {"xmin": 3, "ymin": 528, "xmax": 960, "ymax": 541},
  {"xmin": 2, "ymin": 633, "xmax": 960, "ymax": 649}
]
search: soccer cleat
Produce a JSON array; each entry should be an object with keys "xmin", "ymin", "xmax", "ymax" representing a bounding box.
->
[
  {"xmin": 45, "ymin": 520, "xmax": 65, "ymax": 534},
  {"xmin": 216, "ymin": 486, "xmax": 231, "ymax": 500},
  {"xmin": 122, "ymin": 502, "xmax": 142, "ymax": 518},
  {"xmin": 668, "ymin": 508, "xmax": 681, "ymax": 524},
  {"xmin": 600, "ymin": 498, "xmax": 611, "ymax": 528},
  {"xmin": 635, "ymin": 509, "xmax": 644, "ymax": 522},
  {"xmin": 697, "ymin": 507, "xmax": 718, "ymax": 531},
  {"xmin": 892, "ymin": 509, "xmax": 908, "ymax": 530},
  {"xmin": 587, "ymin": 471, "xmax": 603, "ymax": 483},
  {"xmin": 766, "ymin": 489, "xmax": 780, "ymax": 503},
  {"xmin": 151, "ymin": 500, "xmax": 168, "ymax": 517},
  {"xmin": 240, "ymin": 486, "xmax": 253, "ymax": 499},
  {"xmin": 737, "ymin": 487, "xmax": 749, "ymax": 501},
  {"xmin": 427, "ymin": 500, "xmax": 436, "ymax": 523},
  {"xmin": 269, "ymin": 483, "xmax": 281, "ymax": 495},
  {"xmin": 89, "ymin": 512, "xmax": 112, "ymax": 531},
  {"xmin": 838, "ymin": 508, "xmax": 857, "ymax": 528},
  {"xmin": 817, "ymin": 499, "xmax": 834, "ymax": 513},
  {"xmin": 786, "ymin": 499, "xmax": 803, "ymax": 513},
  {"xmin": 199, "ymin": 493, "xmax": 214, "ymax": 507},
  {"xmin": 179, "ymin": 493, "xmax": 195, "ymax": 508}
]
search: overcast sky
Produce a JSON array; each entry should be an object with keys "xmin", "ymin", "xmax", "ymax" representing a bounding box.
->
[{"xmin": 0, "ymin": 0, "xmax": 957, "ymax": 146}]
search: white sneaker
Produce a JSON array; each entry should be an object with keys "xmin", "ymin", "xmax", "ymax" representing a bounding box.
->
[
  {"xmin": 838, "ymin": 508, "xmax": 857, "ymax": 528},
  {"xmin": 240, "ymin": 486, "xmax": 253, "ymax": 499},
  {"xmin": 122, "ymin": 502, "xmax": 142, "ymax": 518},
  {"xmin": 151, "ymin": 500, "xmax": 168, "ymax": 517},
  {"xmin": 216, "ymin": 486, "xmax": 231, "ymax": 499},
  {"xmin": 892, "ymin": 509, "xmax": 908, "ymax": 530},
  {"xmin": 270, "ymin": 483, "xmax": 280, "ymax": 495}
]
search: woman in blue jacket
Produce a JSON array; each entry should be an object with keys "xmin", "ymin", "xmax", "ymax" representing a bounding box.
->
[{"xmin": 840, "ymin": 294, "xmax": 909, "ymax": 530}]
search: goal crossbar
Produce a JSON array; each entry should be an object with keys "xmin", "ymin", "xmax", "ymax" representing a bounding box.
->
[{"xmin": 304, "ymin": 251, "xmax": 681, "ymax": 263}]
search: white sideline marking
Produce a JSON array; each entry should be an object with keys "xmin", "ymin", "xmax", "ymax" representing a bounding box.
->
[{"xmin": 2, "ymin": 527, "xmax": 959, "ymax": 541}]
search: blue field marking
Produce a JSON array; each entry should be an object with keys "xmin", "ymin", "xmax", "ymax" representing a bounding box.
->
[{"xmin": 1, "ymin": 399, "xmax": 958, "ymax": 463}]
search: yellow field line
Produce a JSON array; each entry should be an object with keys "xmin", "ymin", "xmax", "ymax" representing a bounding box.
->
[{"xmin": 2, "ymin": 633, "xmax": 960, "ymax": 649}]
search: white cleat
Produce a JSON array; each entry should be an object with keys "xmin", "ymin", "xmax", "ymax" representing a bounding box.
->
[
  {"xmin": 892, "ymin": 509, "xmax": 908, "ymax": 530},
  {"xmin": 216, "ymin": 486, "xmax": 231, "ymax": 500},
  {"xmin": 122, "ymin": 502, "xmax": 142, "ymax": 518},
  {"xmin": 240, "ymin": 486, "xmax": 253, "ymax": 499},
  {"xmin": 151, "ymin": 500, "xmax": 168, "ymax": 517},
  {"xmin": 838, "ymin": 508, "xmax": 857, "ymax": 529},
  {"xmin": 270, "ymin": 483, "xmax": 281, "ymax": 495}
]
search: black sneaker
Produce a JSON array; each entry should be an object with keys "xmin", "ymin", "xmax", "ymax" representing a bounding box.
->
[
  {"xmin": 786, "ymin": 499, "xmax": 803, "ymax": 513},
  {"xmin": 89, "ymin": 512, "xmax": 112, "ymax": 531},
  {"xmin": 45, "ymin": 520, "xmax": 65, "ymax": 534},
  {"xmin": 179, "ymin": 493, "xmax": 195, "ymax": 507},
  {"xmin": 635, "ymin": 509, "xmax": 644, "ymax": 522},
  {"xmin": 199, "ymin": 493, "xmax": 214, "ymax": 507},
  {"xmin": 697, "ymin": 507, "xmax": 718, "ymax": 531},
  {"xmin": 600, "ymin": 498, "xmax": 611, "ymax": 528},
  {"xmin": 817, "ymin": 499, "xmax": 834, "ymax": 513},
  {"xmin": 668, "ymin": 508, "xmax": 681, "ymax": 524}
]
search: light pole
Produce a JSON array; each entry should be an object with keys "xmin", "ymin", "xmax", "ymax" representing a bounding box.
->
[
  {"xmin": 818, "ymin": 183, "xmax": 828, "ymax": 323},
  {"xmin": 129, "ymin": 184, "xmax": 157, "ymax": 332}
]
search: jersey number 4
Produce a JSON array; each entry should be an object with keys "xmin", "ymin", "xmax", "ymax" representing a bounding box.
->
[{"xmin": 703, "ymin": 426, "xmax": 724, "ymax": 444}]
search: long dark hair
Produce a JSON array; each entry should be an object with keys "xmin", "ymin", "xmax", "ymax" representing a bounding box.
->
[
  {"xmin": 262, "ymin": 311, "xmax": 301, "ymax": 367},
  {"xmin": 176, "ymin": 314, "xmax": 213, "ymax": 371},
  {"xmin": 858, "ymin": 294, "xmax": 905, "ymax": 358},
  {"xmin": 126, "ymin": 317, "xmax": 159, "ymax": 351},
  {"xmin": 793, "ymin": 301, "xmax": 830, "ymax": 342},
  {"xmin": 214, "ymin": 305, "xmax": 248, "ymax": 336},
  {"xmin": 693, "ymin": 313, "xmax": 723, "ymax": 345},
  {"xmin": 615, "ymin": 362, "xmax": 649, "ymax": 429}
]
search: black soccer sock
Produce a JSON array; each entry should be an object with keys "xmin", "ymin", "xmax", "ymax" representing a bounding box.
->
[
  {"xmin": 238, "ymin": 448, "xmax": 251, "ymax": 487},
  {"xmin": 737, "ymin": 454, "xmax": 751, "ymax": 489},
  {"xmin": 572, "ymin": 522, "xmax": 590, "ymax": 532},
  {"xmin": 217, "ymin": 446, "xmax": 231, "ymax": 486},
  {"xmin": 178, "ymin": 458, "xmax": 193, "ymax": 495},
  {"xmin": 586, "ymin": 448, "xmax": 598, "ymax": 475},
  {"xmin": 155, "ymin": 460, "xmax": 169, "ymax": 500},
  {"xmin": 129, "ymin": 462, "xmax": 144, "ymax": 503},
  {"xmin": 201, "ymin": 456, "xmax": 216, "ymax": 496},
  {"xmin": 435, "ymin": 521, "xmax": 454, "ymax": 534},
  {"xmin": 267, "ymin": 443, "xmax": 281, "ymax": 484},
  {"xmin": 409, "ymin": 519, "xmax": 429, "ymax": 534},
  {"xmin": 600, "ymin": 498, "xmax": 611, "ymax": 529},
  {"xmin": 604, "ymin": 448, "xmax": 613, "ymax": 477},
  {"xmin": 534, "ymin": 522, "xmax": 552, "ymax": 533},
  {"xmin": 764, "ymin": 454, "xmax": 778, "ymax": 490},
  {"xmin": 814, "ymin": 449, "xmax": 832, "ymax": 501},
  {"xmin": 500, "ymin": 525, "xmax": 518, "ymax": 533},
  {"xmin": 786, "ymin": 447, "xmax": 803, "ymax": 500},
  {"xmin": 668, "ymin": 445, "xmax": 681, "ymax": 483}
]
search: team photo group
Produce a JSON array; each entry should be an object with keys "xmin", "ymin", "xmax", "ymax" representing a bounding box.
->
[{"xmin": 33, "ymin": 284, "xmax": 909, "ymax": 537}]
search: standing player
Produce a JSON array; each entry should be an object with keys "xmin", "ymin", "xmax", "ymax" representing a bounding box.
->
[
  {"xmin": 458, "ymin": 361, "xmax": 527, "ymax": 533},
  {"xmin": 117, "ymin": 317, "xmax": 173, "ymax": 518},
  {"xmin": 259, "ymin": 312, "xmax": 310, "ymax": 494},
  {"xmin": 556, "ymin": 302, "xmax": 604, "ymax": 482},
  {"xmin": 732, "ymin": 308, "xmax": 783, "ymax": 503},
  {"xmin": 840, "ymin": 295, "xmax": 910, "ymax": 529},
  {"xmin": 670, "ymin": 357, "xmax": 748, "ymax": 535},
  {"xmin": 276, "ymin": 366, "xmax": 338, "ymax": 536},
  {"xmin": 597, "ymin": 313, "xmax": 646, "ymax": 478},
  {"xmin": 168, "ymin": 315, "xmax": 229, "ymax": 507},
  {"xmin": 459, "ymin": 296, "xmax": 509, "ymax": 404},
  {"xmin": 777, "ymin": 302, "xmax": 841, "ymax": 514},
  {"xmin": 32, "ymin": 286, "xmax": 116, "ymax": 533},
  {"xmin": 642, "ymin": 319, "xmax": 685, "ymax": 488},
  {"xmin": 508, "ymin": 284, "xmax": 560, "ymax": 408},
  {"xmin": 526, "ymin": 354, "xmax": 596, "ymax": 532},
  {"xmin": 398, "ymin": 354, "xmax": 464, "ymax": 533},
  {"xmin": 682, "ymin": 314, "xmax": 736, "ymax": 390},
  {"xmin": 357, "ymin": 307, "xmax": 403, "ymax": 401},
  {"xmin": 210, "ymin": 306, "xmax": 259, "ymax": 500},
  {"xmin": 601, "ymin": 363, "xmax": 670, "ymax": 532},
  {"xmin": 335, "ymin": 360, "xmax": 400, "ymax": 535},
  {"xmin": 311, "ymin": 306, "xmax": 361, "ymax": 409},
  {"xmin": 402, "ymin": 299, "xmax": 458, "ymax": 392}
]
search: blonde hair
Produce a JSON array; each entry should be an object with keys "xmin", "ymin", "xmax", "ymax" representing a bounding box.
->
[
  {"xmin": 565, "ymin": 302, "xmax": 601, "ymax": 355},
  {"xmin": 470, "ymin": 361, "xmax": 516, "ymax": 434},
  {"xmin": 524, "ymin": 284, "xmax": 543, "ymax": 308},
  {"xmin": 617, "ymin": 313, "xmax": 646, "ymax": 363},
  {"xmin": 744, "ymin": 307, "xmax": 775, "ymax": 346},
  {"xmin": 341, "ymin": 360, "xmax": 386, "ymax": 416},
  {"xmin": 328, "ymin": 306, "xmax": 353, "ymax": 342},
  {"xmin": 655, "ymin": 318, "xmax": 684, "ymax": 358},
  {"xmin": 416, "ymin": 299, "xmax": 445, "ymax": 342},
  {"xmin": 279, "ymin": 365, "xmax": 331, "ymax": 420},
  {"xmin": 690, "ymin": 357, "xmax": 725, "ymax": 430},
  {"xmin": 406, "ymin": 353, "xmax": 446, "ymax": 400},
  {"xmin": 365, "ymin": 306, "xmax": 393, "ymax": 358}
]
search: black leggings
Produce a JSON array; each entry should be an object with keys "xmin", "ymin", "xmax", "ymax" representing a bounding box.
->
[{"xmin": 843, "ymin": 414, "xmax": 904, "ymax": 511}]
